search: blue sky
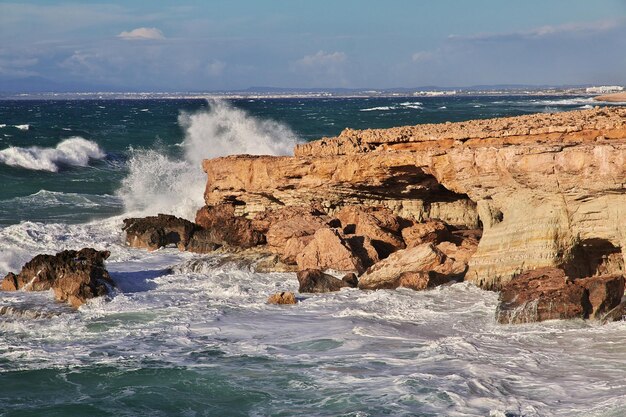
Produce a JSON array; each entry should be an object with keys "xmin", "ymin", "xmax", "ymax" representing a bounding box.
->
[{"xmin": 1, "ymin": 0, "xmax": 625, "ymax": 91}]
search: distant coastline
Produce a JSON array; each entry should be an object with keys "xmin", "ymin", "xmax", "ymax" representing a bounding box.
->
[{"xmin": 0, "ymin": 86, "xmax": 620, "ymax": 101}]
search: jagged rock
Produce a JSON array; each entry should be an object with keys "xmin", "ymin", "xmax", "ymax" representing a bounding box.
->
[
  {"xmin": 496, "ymin": 267, "xmax": 626, "ymax": 324},
  {"xmin": 201, "ymin": 107, "xmax": 626, "ymax": 289},
  {"xmin": 335, "ymin": 206, "xmax": 405, "ymax": 258},
  {"xmin": 297, "ymin": 269, "xmax": 351, "ymax": 293},
  {"xmin": 195, "ymin": 204, "xmax": 265, "ymax": 248},
  {"xmin": 123, "ymin": 214, "xmax": 196, "ymax": 251},
  {"xmin": 358, "ymin": 243, "xmax": 449, "ymax": 290},
  {"xmin": 184, "ymin": 229, "xmax": 222, "ymax": 254},
  {"xmin": 264, "ymin": 207, "xmax": 329, "ymax": 262},
  {"xmin": 577, "ymin": 275, "xmax": 625, "ymax": 320},
  {"xmin": 0, "ymin": 248, "xmax": 114, "ymax": 308},
  {"xmin": 402, "ymin": 220, "xmax": 451, "ymax": 247},
  {"xmin": 267, "ymin": 291, "xmax": 297, "ymax": 305},
  {"xmin": 296, "ymin": 228, "xmax": 367, "ymax": 273},
  {"xmin": 397, "ymin": 271, "xmax": 454, "ymax": 291}
]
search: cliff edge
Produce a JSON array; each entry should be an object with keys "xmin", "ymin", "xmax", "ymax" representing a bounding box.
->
[{"xmin": 202, "ymin": 107, "xmax": 626, "ymax": 289}]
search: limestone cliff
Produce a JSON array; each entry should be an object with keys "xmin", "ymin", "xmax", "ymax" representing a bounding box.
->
[{"xmin": 203, "ymin": 107, "xmax": 626, "ymax": 289}]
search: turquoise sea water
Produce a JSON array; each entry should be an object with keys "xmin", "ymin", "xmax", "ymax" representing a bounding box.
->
[{"xmin": 1, "ymin": 95, "xmax": 625, "ymax": 417}]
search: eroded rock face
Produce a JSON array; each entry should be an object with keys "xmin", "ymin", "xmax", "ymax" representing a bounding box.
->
[
  {"xmin": 296, "ymin": 228, "xmax": 367, "ymax": 273},
  {"xmin": 297, "ymin": 269, "xmax": 355, "ymax": 293},
  {"xmin": 195, "ymin": 204, "xmax": 265, "ymax": 248},
  {"xmin": 496, "ymin": 267, "xmax": 625, "ymax": 324},
  {"xmin": 202, "ymin": 107, "xmax": 626, "ymax": 289},
  {"xmin": 0, "ymin": 248, "xmax": 114, "ymax": 308},
  {"xmin": 123, "ymin": 214, "xmax": 197, "ymax": 251}
]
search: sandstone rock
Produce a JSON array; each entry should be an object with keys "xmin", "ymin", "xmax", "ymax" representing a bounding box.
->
[
  {"xmin": 297, "ymin": 269, "xmax": 351, "ymax": 293},
  {"xmin": 402, "ymin": 220, "xmax": 451, "ymax": 247},
  {"xmin": 0, "ymin": 248, "xmax": 114, "ymax": 308},
  {"xmin": 296, "ymin": 228, "xmax": 366, "ymax": 273},
  {"xmin": 123, "ymin": 214, "xmax": 196, "ymax": 251},
  {"xmin": 345, "ymin": 235, "xmax": 380, "ymax": 269},
  {"xmin": 264, "ymin": 207, "xmax": 329, "ymax": 262},
  {"xmin": 335, "ymin": 206, "xmax": 404, "ymax": 258},
  {"xmin": 358, "ymin": 243, "xmax": 448, "ymax": 290},
  {"xmin": 496, "ymin": 267, "xmax": 626, "ymax": 324},
  {"xmin": 397, "ymin": 271, "xmax": 453, "ymax": 291},
  {"xmin": 267, "ymin": 291, "xmax": 297, "ymax": 305},
  {"xmin": 195, "ymin": 204, "xmax": 265, "ymax": 248},
  {"xmin": 201, "ymin": 107, "xmax": 626, "ymax": 289}
]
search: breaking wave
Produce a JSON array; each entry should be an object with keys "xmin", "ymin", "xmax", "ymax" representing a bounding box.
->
[
  {"xmin": 117, "ymin": 99, "xmax": 300, "ymax": 220},
  {"xmin": 0, "ymin": 137, "xmax": 106, "ymax": 172}
]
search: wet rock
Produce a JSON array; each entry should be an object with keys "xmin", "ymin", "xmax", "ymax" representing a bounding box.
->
[
  {"xmin": 402, "ymin": 219, "xmax": 451, "ymax": 247},
  {"xmin": 496, "ymin": 267, "xmax": 625, "ymax": 324},
  {"xmin": 0, "ymin": 248, "xmax": 115, "ymax": 308},
  {"xmin": 358, "ymin": 243, "xmax": 450, "ymax": 290},
  {"xmin": 576, "ymin": 274, "xmax": 625, "ymax": 320},
  {"xmin": 184, "ymin": 229, "xmax": 222, "ymax": 254},
  {"xmin": 341, "ymin": 272, "xmax": 359, "ymax": 288},
  {"xmin": 297, "ymin": 269, "xmax": 351, "ymax": 293},
  {"xmin": 336, "ymin": 206, "xmax": 404, "ymax": 258},
  {"xmin": 195, "ymin": 204, "xmax": 265, "ymax": 248},
  {"xmin": 397, "ymin": 271, "xmax": 453, "ymax": 291},
  {"xmin": 123, "ymin": 214, "xmax": 197, "ymax": 251},
  {"xmin": 267, "ymin": 291, "xmax": 297, "ymax": 305}
]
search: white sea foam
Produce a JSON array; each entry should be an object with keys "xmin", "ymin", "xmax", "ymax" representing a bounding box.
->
[
  {"xmin": 117, "ymin": 99, "xmax": 299, "ymax": 220},
  {"xmin": 15, "ymin": 124, "xmax": 30, "ymax": 130},
  {"xmin": 360, "ymin": 106, "xmax": 396, "ymax": 111},
  {"xmin": 0, "ymin": 137, "xmax": 106, "ymax": 172},
  {"xmin": 0, "ymin": 124, "xmax": 6, "ymax": 128}
]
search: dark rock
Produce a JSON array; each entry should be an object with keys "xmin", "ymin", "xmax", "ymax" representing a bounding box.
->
[
  {"xmin": 196, "ymin": 204, "xmax": 265, "ymax": 248},
  {"xmin": 122, "ymin": 214, "xmax": 197, "ymax": 251},
  {"xmin": 0, "ymin": 248, "xmax": 114, "ymax": 308},
  {"xmin": 341, "ymin": 272, "xmax": 359, "ymax": 288},
  {"xmin": 184, "ymin": 229, "xmax": 222, "ymax": 254},
  {"xmin": 297, "ymin": 269, "xmax": 351, "ymax": 293},
  {"xmin": 496, "ymin": 267, "xmax": 625, "ymax": 324}
]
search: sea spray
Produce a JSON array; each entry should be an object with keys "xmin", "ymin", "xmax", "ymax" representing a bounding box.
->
[
  {"xmin": 117, "ymin": 99, "xmax": 299, "ymax": 220},
  {"xmin": 0, "ymin": 137, "xmax": 105, "ymax": 172}
]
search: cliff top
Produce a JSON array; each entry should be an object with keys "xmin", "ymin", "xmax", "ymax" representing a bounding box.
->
[{"xmin": 295, "ymin": 106, "xmax": 626, "ymax": 157}]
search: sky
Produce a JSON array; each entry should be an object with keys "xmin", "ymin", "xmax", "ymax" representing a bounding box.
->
[{"xmin": 1, "ymin": 0, "xmax": 625, "ymax": 91}]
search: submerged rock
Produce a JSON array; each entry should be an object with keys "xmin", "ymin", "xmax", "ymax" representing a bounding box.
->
[
  {"xmin": 496, "ymin": 267, "xmax": 625, "ymax": 324},
  {"xmin": 297, "ymin": 269, "xmax": 354, "ymax": 293},
  {"xmin": 0, "ymin": 248, "xmax": 115, "ymax": 308},
  {"xmin": 267, "ymin": 291, "xmax": 297, "ymax": 305},
  {"xmin": 122, "ymin": 214, "xmax": 197, "ymax": 251}
]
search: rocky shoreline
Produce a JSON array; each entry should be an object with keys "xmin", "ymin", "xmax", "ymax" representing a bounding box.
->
[{"xmin": 3, "ymin": 107, "xmax": 626, "ymax": 324}]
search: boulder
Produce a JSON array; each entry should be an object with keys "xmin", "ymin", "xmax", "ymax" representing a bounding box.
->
[
  {"xmin": 195, "ymin": 204, "xmax": 265, "ymax": 248},
  {"xmin": 358, "ymin": 243, "xmax": 452, "ymax": 290},
  {"xmin": 295, "ymin": 228, "xmax": 366, "ymax": 273},
  {"xmin": 297, "ymin": 269, "xmax": 352, "ymax": 293},
  {"xmin": 402, "ymin": 220, "xmax": 451, "ymax": 247},
  {"xmin": 341, "ymin": 272, "xmax": 359, "ymax": 288},
  {"xmin": 264, "ymin": 207, "xmax": 329, "ymax": 262},
  {"xmin": 267, "ymin": 291, "xmax": 297, "ymax": 305},
  {"xmin": 397, "ymin": 271, "xmax": 453, "ymax": 291},
  {"xmin": 184, "ymin": 229, "xmax": 222, "ymax": 254},
  {"xmin": 0, "ymin": 248, "xmax": 115, "ymax": 308},
  {"xmin": 335, "ymin": 206, "xmax": 404, "ymax": 258},
  {"xmin": 496, "ymin": 267, "xmax": 626, "ymax": 324},
  {"xmin": 123, "ymin": 214, "xmax": 197, "ymax": 251}
]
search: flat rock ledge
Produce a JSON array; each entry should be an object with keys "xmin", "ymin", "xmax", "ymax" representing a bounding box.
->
[{"xmin": 1, "ymin": 248, "xmax": 115, "ymax": 308}]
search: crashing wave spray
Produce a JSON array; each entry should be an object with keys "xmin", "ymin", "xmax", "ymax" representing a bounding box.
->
[
  {"xmin": 0, "ymin": 137, "xmax": 105, "ymax": 172},
  {"xmin": 118, "ymin": 99, "xmax": 300, "ymax": 220}
]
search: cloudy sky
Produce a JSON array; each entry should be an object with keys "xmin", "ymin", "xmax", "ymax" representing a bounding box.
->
[{"xmin": 1, "ymin": 0, "xmax": 625, "ymax": 91}]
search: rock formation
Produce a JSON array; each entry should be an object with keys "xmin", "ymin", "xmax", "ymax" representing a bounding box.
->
[
  {"xmin": 201, "ymin": 107, "xmax": 626, "ymax": 290},
  {"xmin": 496, "ymin": 267, "xmax": 625, "ymax": 324},
  {"xmin": 267, "ymin": 291, "xmax": 297, "ymax": 305},
  {"xmin": 297, "ymin": 269, "xmax": 357, "ymax": 293},
  {"xmin": 0, "ymin": 248, "xmax": 115, "ymax": 308}
]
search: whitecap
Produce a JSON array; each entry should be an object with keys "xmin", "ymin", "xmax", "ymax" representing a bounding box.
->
[
  {"xmin": 0, "ymin": 124, "xmax": 6, "ymax": 128},
  {"xmin": 360, "ymin": 106, "xmax": 397, "ymax": 111},
  {"xmin": 14, "ymin": 124, "xmax": 29, "ymax": 130},
  {"xmin": 0, "ymin": 137, "xmax": 106, "ymax": 172}
]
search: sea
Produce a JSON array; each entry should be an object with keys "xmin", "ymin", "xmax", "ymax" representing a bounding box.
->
[{"xmin": 0, "ymin": 95, "xmax": 625, "ymax": 417}]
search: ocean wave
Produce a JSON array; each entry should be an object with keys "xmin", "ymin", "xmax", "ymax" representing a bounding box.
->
[
  {"xmin": 360, "ymin": 106, "xmax": 396, "ymax": 111},
  {"xmin": 15, "ymin": 124, "xmax": 30, "ymax": 130},
  {"xmin": 117, "ymin": 99, "xmax": 299, "ymax": 220},
  {"xmin": 0, "ymin": 137, "xmax": 106, "ymax": 172},
  {"xmin": 0, "ymin": 124, "xmax": 6, "ymax": 128},
  {"xmin": 5, "ymin": 190, "xmax": 122, "ymax": 210}
]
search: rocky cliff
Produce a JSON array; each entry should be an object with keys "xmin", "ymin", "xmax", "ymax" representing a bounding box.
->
[{"xmin": 202, "ymin": 107, "xmax": 626, "ymax": 289}]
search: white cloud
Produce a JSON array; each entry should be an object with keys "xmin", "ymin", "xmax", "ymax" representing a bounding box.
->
[
  {"xmin": 206, "ymin": 60, "xmax": 226, "ymax": 77},
  {"xmin": 118, "ymin": 27, "xmax": 165, "ymax": 41},
  {"xmin": 295, "ymin": 51, "xmax": 346, "ymax": 68},
  {"xmin": 411, "ymin": 51, "xmax": 433, "ymax": 63}
]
